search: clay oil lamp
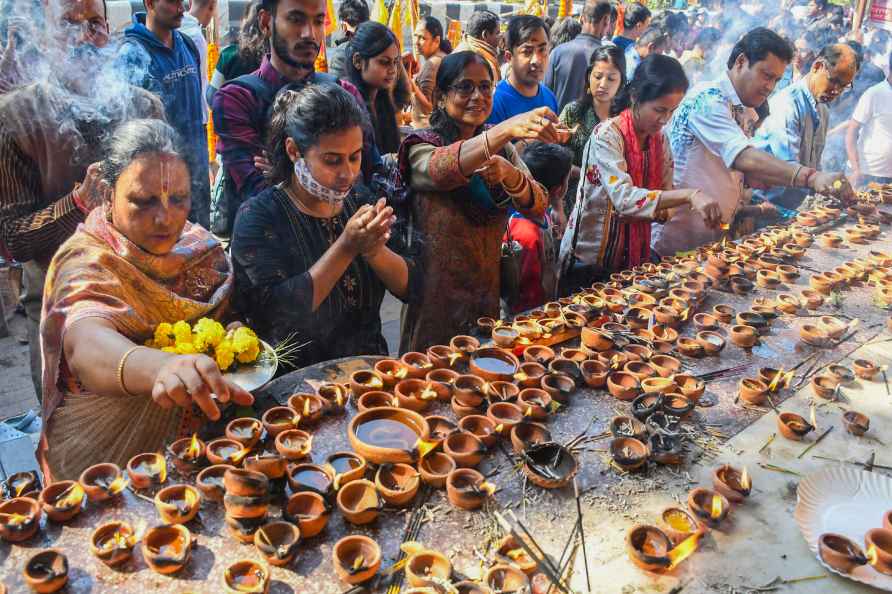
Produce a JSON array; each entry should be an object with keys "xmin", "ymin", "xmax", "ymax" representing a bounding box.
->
[
  {"xmin": 712, "ymin": 465, "xmax": 751, "ymax": 504},
  {"xmin": 485, "ymin": 565, "xmax": 529, "ymax": 592},
  {"xmin": 865, "ymin": 528, "xmax": 892, "ymax": 575},
  {"xmin": 624, "ymin": 361, "xmax": 657, "ymax": 382},
  {"xmin": 649, "ymin": 432, "xmax": 685, "ymax": 465},
  {"xmin": 284, "ymin": 491, "xmax": 329, "ymax": 538},
  {"xmin": 225, "ymin": 417, "xmax": 263, "ymax": 450},
  {"xmin": 632, "ymin": 393, "xmax": 663, "ymax": 421},
  {"xmin": 579, "ymin": 359, "xmax": 608, "ymax": 388},
  {"xmin": 675, "ymin": 337, "xmax": 705, "ymax": 358},
  {"xmin": 274, "ymin": 429, "xmax": 312, "ymax": 461},
  {"xmin": 758, "ymin": 367, "xmax": 792, "ymax": 390},
  {"xmin": 510, "ymin": 423, "xmax": 551, "ymax": 454},
  {"xmin": 244, "ymin": 446, "xmax": 288, "ymax": 481},
  {"xmin": 155, "ymin": 484, "xmax": 202, "ymax": 525},
  {"xmin": 405, "ymin": 547, "xmax": 453, "ymax": 588},
  {"xmin": 812, "ymin": 374, "xmax": 841, "ymax": 399},
  {"xmin": 452, "ymin": 393, "xmax": 483, "ymax": 419},
  {"xmin": 729, "ymin": 276, "xmax": 754, "ymax": 295},
  {"xmin": 375, "ymin": 359, "xmax": 409, "ymax": 387},
  {"xmin": 470, "ymin": 348, "xmax": 520, "ymax": 383},
  {"xmin": 664, "ymin": 393, "xmax": 694, "ymax": 418},
  {"xmin": 350, "ymin": 370, "xmax": 387, "ymax": 398},
  {"xmin": 776, "ymin": 412, "xmax": 814, "ymax": 441},
  {"xmin": 774, "ymin": 264, "xmax": 799, "ymax": 283},
  {"xmin": 826, "ymin": 364, "xmax": 856, "ymax": 386},
  {"xmin": 522, "ymin": 345, "xmax": 555, "ymax": 366},
  {"xmin": 0, "ymin": 497, "xmax": 41, "ymax": 542},
  {"xmin": 810, "ymin": 273, "xmax": 834, "ymax": 295},
  {"xmin": 207, "ymin": 438, "xmax": 250, "ymax": 466},
  {"xmin": 730, "ymin": 324, "xmax": 758, "ymax": 348},
  {"xmin": 5, "ymin": 471, "xmax": 39, "ymax": 499},
  {"xmin": 23, "ymin": 549, "xmax": 68, "ymax": 593},
  {"xmin": 39, "ymin": 481, "xmax": 85, "ymax": 523},
  {"xmin": 517, "ymin": 388, "xmax": 552, "ymax": 421},
  {"xmin": 797, "ymin": 213, "xmax": 818, "ymax": 226},
  {"xmin": 738, "ymin": 378, "xmax": 769, "ymax": 405},
  {"xmin": 226, "ymin": 515, "xmax": 267, "ymax": 545},
  {"xmin": 324, "ymin": 451, "xmax": 366, "ymax": 491},
  {"xmin": 487, "ymin": 401, "xmax": 524, "ymax": 437},
  {"xmin": 695, "ymin": 331, "xmax": 725, "ymax": 356},
  {"xmin": 652, "ymin": 325, "xmax": 679, "ymax": 344},
  {"xmin": 450, "ymin": 335, "xmax": 480, "ymax": 360},
  {"xmin": 688, "ymin": 487, "xmax": 729, "ymax": 528},
  {"xmin": 426, "ymin": 368, "xmax": 460, "ymax": 399},
  {"xmin": 169, "ymin": 434, "xmax": 206, "ymax": 474},
  {"xmin": 317, "ymin": 383, "xmax": 350, "ymax": 414},
  {"xmin": 653, "ymin": 305, "xmax": 680, "ymax": 327},
  {"xmin": 540, "ymin": 372, "xmax": 576, "ymax": 403},
  {"xmin": 488, "ymin": 381, "xmax": 519, "ymax": 403},
  {"xmin": 223, "ymin": 559, "xmax": 269, "ymax": 593},
  {"xmin": 626, "ymin": 307, "xmax": 653, "ymax": 330},
  {"xmin": 514, "ymin": 362, "xmax": 546, "ymax": 388},
  {"xmin": 196, "ymin": 464, "xmax": 233, "ymax": 502},
  {"xmin": 334, "ymin": 535, "xmax": 382, "ymax": 585},
  {"xmin": 610, "ymin": 437, "xmax": 649, "ymax": 472},
  {"xmin": 818, "ymin": 533, "xmax": 868, "ymax": 574},
  {"xmin": 548, "ymin": 358, "xmax": 581, "ymax": 386},
  {"xmin": 648, "ymin": 355, "xmax": 681, "ymax": 379},
  {"xmin": 870, "ymin": 249, "xmax": 892, "ymax": 267},
  {"xmin": 736, "ymin": 311, "xmax": 766, "ymax": 330},
  {"xmin": 419, "ymin": 451, "xmax": 456, "ymax": 488},
  {"xmin": 496, "ymin": 534, "xmax": 537, "ymax": 575},
  {"xmin": 610, "ymin": 415, "xmax": 648, "ymax": 442},
  {"xmin": 426, "ymin": 346, "xmax": 456, "ymax": 370},
  {"xmin": 287, "ymin": 393, "xmax": 326, "ymax": 425},
  {"xmin": 458, "ymin": 415, "xmax": 498, "ymax": 448},
  {"xmin": 426, "ymin": 416, "xmax": 459, "ymax": 445},
  {"xmin": 624, "ymin": 344, "xmax": 653, "ymax": 363},
  {"xmin": 79, "ymin": 462, "xmax": 128, "ymax": 503},
  {"xmin": 693, "ymin": 313, "xmax": 718, "ymax": 332},
  {"xmin": 395, "ymin": 379, "xmax": 441, "ymax": 413},
  {"xmin": 660, "ymin": 507, "xmax": 702, "ymax": 545},
  {"xmin": 713, "ymin": 304, "xmax": 735, "ymax": 324},
  {"xmin": 607, "ymin": 371, "xmax": 640, "ymax": 401},
  {"xmin": 336, "ymin": 479, "xmax": 382, "ymax": 525},
  {"xmin": 287, "ymin": 463, "xmax": 333, "ymax": 497},
  {"xmin": 671, "ymin": 375, "xmax": 704, "ymax": 404},
  {"xmin": 477, "ymin": 316, "xmax": 497, "ymax": 332},
  {"xmin": 626, "ymin": 525, "xmax": 686, "ymax": 572},
  {"xmin": 580, "ymin": 327, "xmax": 614, "ymax": 352},
  {"xmin": 91, "ymin": 520, "xmax": 137, "ymax": 567},
  {"xmin": 453, "ymin": 374, "xmax": 488, "ymax": 407},
  {"xmin": 446, "ymin": 468, "xmax": 495, "ymax": 510},
  {"xmin": 492, "ymin": 325, "xmax": 519, "ymax": 348},
  {"xmin": 401, "ymin": 352, "xmax": 434, "ymax": 380},
  {"xmin": 792, "ymin": 231, "xmax": 812, "ymax": 246},
  {"xmin": 818, "ymin": 316, "xmax": 847, "ymax": 340},
  {"xmin": 783, "ymin": 243, "xmax": 805, "ymax": 259},
  {"xmin": 598, "ymin": 349, "xmax": 630, "ymax": 371},
  {"xmin": 444, "ymin": 431, "xmax": 487, "ymax": 468},
  {"xmin": 819, "ymin": 232, "xmax": 843, "ymax": 248},
  {"xmin": 142, "ymin": 524, "xmax": 193, "ymax": 575},
  {"xmin": 641, "ymin": 377, "xmax": 675, "ymax": 396},
  {"xmin": 375, "ymin": 463, "xmax": 421, "ymax": 507},
  {"xmin": 774, "ymin": 293, "xmax": 800, "ymax": 314},
  {"xmin": 260, "ymin": 407, "xmax": 300, "ymax": 439},
  {"xmin": 843, "ymin": 410, "xmax": 870, "ymax": 436}
]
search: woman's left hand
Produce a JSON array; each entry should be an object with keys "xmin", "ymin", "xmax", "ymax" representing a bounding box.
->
[{"xmin": 475, "ymin": 155, "xmax": 520, "ymax": 188}]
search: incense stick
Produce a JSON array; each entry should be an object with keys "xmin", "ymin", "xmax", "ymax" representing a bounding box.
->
[
  {"xmin": 574, "ymin": 478, "xmax": 591, "ymax": 592},
  {"xmin": 797, "ymin": 426, "xmax": 833, "ymax": 459}
]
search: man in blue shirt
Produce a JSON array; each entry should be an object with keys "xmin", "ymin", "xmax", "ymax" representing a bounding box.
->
[
  {"xmin": 119, "ymin": 0, "xmax": 210, "ymax": 228},
  {"xmin": 544, "ymin": 1, "xmax": 614, "ymax": 112},
  {"xmin": 753, "ymin": 43, "xmax": 860, "ymax": 212},
  {"xmin": 487, "ymin": 15, "xmax": 557, "ymax": 125},
  {"xmin": 626, "ymin": 26, "xmax": 669, "ymax": 80}
]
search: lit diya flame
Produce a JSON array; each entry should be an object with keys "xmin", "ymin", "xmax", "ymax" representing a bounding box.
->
[
  {"xmin": 667, "ymin": 530, "xmax": 703, "ymax": 570},
  {"xmin": 99, "ymin": 474, "xmax": 129, "ymax": 496},
  {"xmin": 415, "ymin": 439, "xmax": 439, "ymax": 459},
  {"xmin": 768, "ymin": 367, "xmax": 786, "ymax": 392},
  {"xmin": 103, "ymin": 529, "xmax": 136, "ymax": 552},
  {"xmin": 610, "ymin": 356, "xmax": 623, "ymax": 370},
  {"xmin": 867, "ymin": 543, "xmax": 879, "ymax": 566},
  {"xmin": 524, "ymin": 407, "xmax": 533, "ymax": 417},
  {"xmin": 332, "ymin": 473, "xmax": 343, "ymax": 492},
  {"xmin": 447, "ymin": 351, "xmax": 462, "ymax": 366},
  {"xmin": 419, "ymin": 383, "xmax": 438, "ymax": 401},
  {"xmin": 56, "ymin": 482, "xmax": 85, "ymax": 509},
  {"xmin": 477, "ymin": 480, "xmax": 497, "ymax": 497},
  {"xmin": 302, "ymin": 398, "xmax": 312, "ymax": 417},
  {"xmin": 291, "ymin": 414, "xmax": 302, "ymax": 427},
  {"xmin": 834, "ymin": 180, "xmax": 843, "ymax": 190},
  {"xmin": 351, "ymin": 554, "xmax": 366, "ymax": 573},
  {"xmin": 0, "ymin": 512, "xmax": 30, "ymax": 525},
  {"xmin": 740, "ymin": 467, "xmax": 751, "ymax": 493},
  {"xmin": 335, "ymin": 391, "xmax": 345, "ymax": 408},
  {"xmin": 184, "ymin": 434, "xmax": 201, "ymax": 461},
  {"xmin": 513, "ymin": 371, "xmax": 529, "ymax": 382},
  {"xmin": 390, "ymin": 366, "xmax": 408, "ymax": 379},
  {"xmin": 710, "ymin": 494, "xmax": 724, "ymax": 520},
  {"xmin": 228, "ymin": 447, "xmax": 251, "ymax": 465},
  {"xmin": 810, "ymin": 404, "xmax": 818, "ymax": 432},
  {"xmin": 680, "ymin": 307, "xmax": 691, "ymax": 322}
]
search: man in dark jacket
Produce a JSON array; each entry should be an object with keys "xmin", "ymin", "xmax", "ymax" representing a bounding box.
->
[
  {"xmin": 326, "ymin": 0, "xmax": 368, "ymax": 80},
  {"xmin": 119, "ymin": 0, "xmax": 210, "ymax": 228}
]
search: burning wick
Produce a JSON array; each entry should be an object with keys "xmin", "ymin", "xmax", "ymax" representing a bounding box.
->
[
  {"xmin": 710, "ymin": 494, "xmax": 723, "ymax": 520},
  {"xmin": 184, "ymin": 434, "xmax": 201, "ymax": 461},
  {"xmin": 667, "ymin": 530, "xmax": 703, "ymax": 570}
]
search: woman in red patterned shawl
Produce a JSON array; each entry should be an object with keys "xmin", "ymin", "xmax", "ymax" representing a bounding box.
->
[
  {"xmin": 396, "ymin": 50, "xmax": 563, "ymax": 352},
  {"xmin": 39, "ymin": 120, "xmax": 253, "ymax": 481}
]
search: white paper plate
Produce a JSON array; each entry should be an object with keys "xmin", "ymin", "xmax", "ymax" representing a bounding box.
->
[
  {"xmin": 223, "ymin": 340, "xmax": 277, "ymax": 393},
  {"xmin": 795, "ymin": 465, "xmax": 892, "ymax": 590}
]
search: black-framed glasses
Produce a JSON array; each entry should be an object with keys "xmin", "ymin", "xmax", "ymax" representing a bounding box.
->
[{"xmin": 449, "ymin": 80, "xmax": 494, "ymax": 98}]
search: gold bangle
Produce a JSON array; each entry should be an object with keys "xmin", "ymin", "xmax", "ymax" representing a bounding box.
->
[
  {"xmin": 482, "ymin": 130, "xmax": 493, "ymax": 162},
  {"xmin": 503, "ymin": 170, "xmax": 527, "ymax": 194},
  {"xmin": 117, "ymin": 346, "xmax": 142, "ymax": 397}
]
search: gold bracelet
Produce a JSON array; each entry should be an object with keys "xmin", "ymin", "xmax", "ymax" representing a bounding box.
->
[
  {"xmin": 482, "ymin": 130, "xmax": 493, "ymax": 162},
  {"xmin": 117, "ymin": 346, "xmax": 143, "ymax": 397},
  {"xmin": 503, "ymin": 170, "xmax": 527, "ymax": 194}
]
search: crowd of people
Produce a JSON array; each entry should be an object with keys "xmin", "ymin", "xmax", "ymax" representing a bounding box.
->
[{"xmin": 0, "ymin": 0, "xmax": 886, "ymax": 479}]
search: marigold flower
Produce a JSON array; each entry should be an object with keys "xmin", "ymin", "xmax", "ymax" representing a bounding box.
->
[
  {"xmin": 215, "ymin": 339, "xmax": 235, "ymax": 371},
  {"xmin": 193, "ymin": 318, "xmax": 225, "ymax": 351},
  {"xmin": 173, "ymin": 320, "xmax": 192, "ymax": 345},
  {"xmin": 154, "ymin": 322, "xmax": 175, "ymax": 348}
]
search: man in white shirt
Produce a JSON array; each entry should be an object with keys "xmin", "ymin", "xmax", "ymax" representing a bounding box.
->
[
  {"xmin": 659, "ymin": 27, "xmax": 852, "ymax": 257},
  {"xmin": 846, "ymin": 53, "xmax": 892, "ymax": 188},
  {"xmin": 180, "ymin": 0, "xmax": 216, "ymax": 123}
]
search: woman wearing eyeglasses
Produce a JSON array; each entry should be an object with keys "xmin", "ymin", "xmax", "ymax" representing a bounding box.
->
[{"xmin": 395, "ymin": 50, "xmax": 565, "ymax": 352}]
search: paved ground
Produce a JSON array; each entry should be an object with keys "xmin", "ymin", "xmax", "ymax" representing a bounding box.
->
[{"xmin": 0, "ymin": 293, "xmax": 403, "ymax": 422}]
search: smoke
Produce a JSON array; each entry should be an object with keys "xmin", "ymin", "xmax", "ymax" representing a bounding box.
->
[{"xmin": 0, "ymin": 0, "xmax": 152, "ymax": 164}]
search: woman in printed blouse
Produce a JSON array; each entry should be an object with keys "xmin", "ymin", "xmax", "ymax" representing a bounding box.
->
[
  {"xmin": 558, "ymin": 55, "xmax": 723, "ymax": 291},
  {"xmin": 397, "ymin": 50, "xmax": 562, "ymax": 352},
  {"xmin": 559, "ymin": 46, "xmax": 627, "ymax": 219},
  {"xmin": 231, "ymin": 84, "xmax": 420, "ymax": 367}
]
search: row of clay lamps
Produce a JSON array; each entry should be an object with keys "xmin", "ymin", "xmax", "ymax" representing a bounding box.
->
[{"xmin": 626, "ymin": 464, "xmax": 752, "ymax": 573}]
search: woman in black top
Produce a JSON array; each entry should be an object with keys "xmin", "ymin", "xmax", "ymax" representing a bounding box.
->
[{"xmin": 231, "ymin": 84, "xmax": 421, "ymax": 367}]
